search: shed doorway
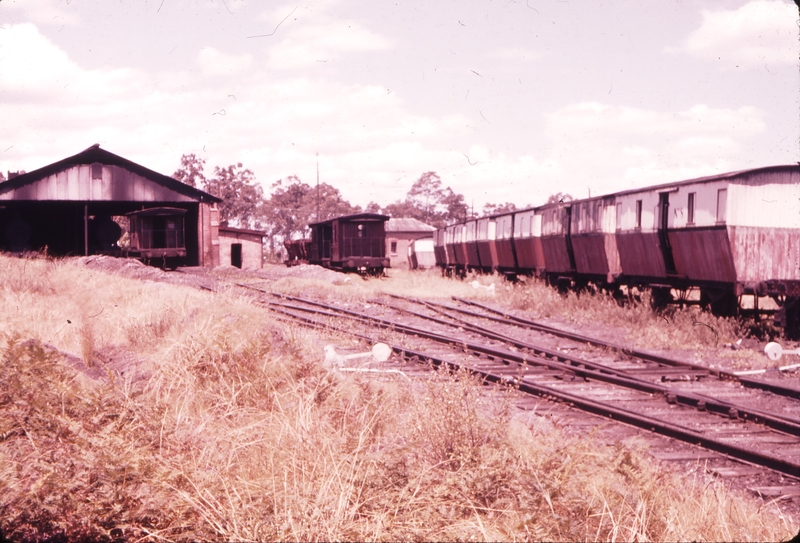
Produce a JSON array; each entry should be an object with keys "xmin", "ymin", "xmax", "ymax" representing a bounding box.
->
[{"xmin": 231, "ymin": 243, "xmax": 242, "ymax": 268}]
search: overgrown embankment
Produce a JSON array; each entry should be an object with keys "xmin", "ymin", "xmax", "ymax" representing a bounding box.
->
[{"xmin": 0, "ymin": 255, "xmax": 795, "ymax": 541}]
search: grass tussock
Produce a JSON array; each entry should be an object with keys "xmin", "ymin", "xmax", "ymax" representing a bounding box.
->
[{"xmin": 0, "ymin": 254, "xmax": 796, "ymax": 541}]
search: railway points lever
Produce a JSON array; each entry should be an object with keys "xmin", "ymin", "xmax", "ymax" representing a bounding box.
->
[
  {"xmin": 733, "ymin": 342, "xmax": 800, "ymax": 375},
  {"xmin": 323, "ymin": 343, "xmax": 409, "ymax": 378}
]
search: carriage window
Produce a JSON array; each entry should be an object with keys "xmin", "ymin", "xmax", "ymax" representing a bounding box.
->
[
  {"xmin": 716, "ymin": 189, "xmax": 727, "ymax": 223},
  {"xmin": 635, "ymin": 200, "xmax": 643, "ymax": 229},
  {"xmin": 477, "ymin": 220, "xmax": 487, "ymax": 240},
  {"xmin": 502, "ymin": 216, "xmax": 512, "ymax": 238},
  {"xmin": 466, "ymin": 222, "xmax": 476, "ymax": 242},
  {"xmin": 687, "ymin": 193, "xmax": 695, "ymax": 225}
]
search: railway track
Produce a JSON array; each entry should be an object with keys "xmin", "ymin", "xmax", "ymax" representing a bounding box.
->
[{"xmin": 211, "ymin": 277, "xmax": 800, "ymax": 503}]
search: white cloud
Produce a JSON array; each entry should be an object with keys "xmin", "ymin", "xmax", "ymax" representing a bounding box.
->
[
  {"xmin": 2, "ymin": 0, "xmax": 81, "ymax": 26},
  {"xmin": 486, "ymin": 47, "xmax": 545, "ymax": 62},
  {"xmin": 672, "ymin": 0, "xmax": 797, "ymax": 68},
  {"xmin": 542, "ymin": 101, "xmax": 770, "ymax": 196},
  {"xmin": 256, "ymin": 4, "xmax": 392, "ymax": 69},
  {"xmin": 548, "ymin": 102, "xmax": 765, "ymax": 138},
  {"xmin": 0, "ymin": 24, "xmax": 138, "ymax": 101},
  {"xmin": 196, "ymin": 47, "xmax": 253, "ymax": 76}
]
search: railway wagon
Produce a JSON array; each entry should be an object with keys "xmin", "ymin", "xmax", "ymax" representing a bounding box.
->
[
  {"xmin": 475, "ymin": 216, "xmax": 498, "ymax": 273},
  {"xmin": 443, "ymin": 224, "xmax": 458, "ymax": 270},
  {"xmin": 432, "ymin": 164, "xmax": 800, "ymax": 336},
  {"xmin": 407, "ymin": 237, "xmax": 436, "ymax": 269},
  {"xmin": 307, "ymin": 213, "xmax": 390, "ymax": 274},
  {"xmin": 126, "ymin": 207, "xmax": 188, "ymax": 268},
  {"xmin": 510, "ymin": 208, "xmax": 545, "ymax": 276},
  {"xmin": 463, "ymin": 220, "xmax": 481, "ymax": 272},
  {"xmin": 569, "ymin": 195, "xmax": 621, "ymax": 286},
  {"xmin": 539, "ymin": 202, "xmax": 576, "ymax": 285},
  {"xmin": 433, "ymin": 228, "xmax": 449, "ymax": 271},
  {"xmin": 615, "ymin": 165, "xmax": 800, "ymax": 328},
  {"xmin": 494, "ymin": 212, "xmax": 518, "ymax": 274},
  {"xmin": 284, "ymin": 238, "xmax": 312, "ymax": 265}
]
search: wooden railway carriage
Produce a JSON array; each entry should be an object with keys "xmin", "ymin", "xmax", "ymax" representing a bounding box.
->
[
  {"xmin": 433, "ymin": 229, "xmax": 448, "ymax": 270},
  {"xmin": 539, "ymin": 203, "xmax": 576, "ymax": 283},
  {"xmin": 569, "ymin": 195, "xmax": 621, "ymax": 285},
  {"xmin": 510, "ymin": 209, "xmax": 544, "ymax": 275},
  {"xmin": 126, "ymin": 207, "xmax": 187, "ymax": 267},
  {"xmin": 454, "ymin": 223, "xmax": 468, "ymax": 271},
  {"xmin": 463, "ymin": 219, "xmax": 481, "ymax": 271},
  {"xmin": 444, "ymin": 224, "xmax": 458, "ymax": 269},
  {"xmin": 616, "ymin": 165, "xmax": 800, "ymax": 319},
  {"xmin": 284, "ymin": 238, "xmax": 312, "ymax": 265},
  {"xmin": 493, "ymin": 212, "xmax": 518, "ymax": 274},
  {"xmin": 432, "ymin": 164, "xmax": 800, "ymax": 337},
  {"xmin": 475, "ymin": 217, "xmax": 498, "ymax": 273},
  {"xmin": 308, "ymin": 213, "xmax": 390, "ymax": 274},
  {"xmin": 408, "ymin": 238, "xmax": 436, "ymax": 269}
]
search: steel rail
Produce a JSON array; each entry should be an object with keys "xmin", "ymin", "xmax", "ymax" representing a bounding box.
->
[
  {"xmin": 264, "ymin": 299, "xmax": 800, "ymax": 481},
  {"xmin": 452, "ymin": 296, "xmax": 800, "ymax": 400},
  {"xmin": 382, "ymin": 295, "xmax": 800, "ymax": 423},
  {"xmin": 258, "ymin": 291, "xmax": 800, "ymax": 437}
]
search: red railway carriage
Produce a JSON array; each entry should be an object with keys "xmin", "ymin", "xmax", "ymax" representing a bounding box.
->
[
  {"xmin": 433, "ymin": 228, "xmax": 448, "ymax": 270},
  {"xmin": 433, "ymin": 164, "xmax": 800, "ymax": 337},
  {"xmin": 284, "ymin": 238, "xmax": 312, "ymax": 265},
  {"xmin": 511, "ymin": 209, "xmax": 544, "ymax": 275},
  {"xmin": 539, "ymin": 203, "xmax": 575, "ymax": 280},
  {"xmin": 463, "ymin": 220, "xmax": 481, "ymax": 271},
  {"xmin": 615, "ymin": 166, "xmax": 800, "ymax": 320},
  {"xmin": 476, "ymin": 217, "xmax": 498, "ymax": 273},
  {"xmin": 494, "ymin": 213, "xmax": 518, "ymax": 274},
  {"xmin": 454, "ymin": 223, "xmax": 468, "ymax": 269},
  {"xmin": 569, "ymin": 196, "xmax": 621, "ymax": 284},
  {"xmin": 307, "ymin": 213, "xmax": 390, "ymax": 274}
]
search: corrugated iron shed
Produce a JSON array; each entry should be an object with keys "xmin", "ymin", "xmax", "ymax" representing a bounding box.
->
[
  {"xmin": 0, "ymin": 144, "xmax": 220, "ymax": 203},
  {"xmin": 0, "ymin": 144, "xmax": 221, "ymax": 266}
]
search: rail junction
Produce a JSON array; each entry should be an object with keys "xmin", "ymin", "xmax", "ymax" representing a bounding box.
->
[{"xmin": 169, "ymin": 265, "xmax": 800, "ymax": 509}]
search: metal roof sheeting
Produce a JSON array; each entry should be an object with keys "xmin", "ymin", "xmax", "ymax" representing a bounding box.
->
[
  {"xmin": 0, "ymin": 144, "xmax": 221, "ymax": 203},
  {"xmin": 386, "ymin": 217, "xmax": 436, "ymax": 233}
]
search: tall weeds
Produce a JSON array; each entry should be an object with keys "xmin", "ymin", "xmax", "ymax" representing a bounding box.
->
[{"xmin": 0, "ymin": 255, "xmax": 795, "ymax": 541}]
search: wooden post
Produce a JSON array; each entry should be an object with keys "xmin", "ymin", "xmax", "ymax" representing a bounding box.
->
[{"xmin": 84, "ymin": 204, "xmax": 88, "ymax": 256}]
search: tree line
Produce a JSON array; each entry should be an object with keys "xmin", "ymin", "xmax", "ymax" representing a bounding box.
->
[{"xmin": 173, "ymin": 154, "xmax": 545, "ymax": 260}]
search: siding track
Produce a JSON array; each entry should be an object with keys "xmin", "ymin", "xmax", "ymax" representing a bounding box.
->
[{"xmin": 229, "ymin": 284, "xmax": 800, "ymax": 488}]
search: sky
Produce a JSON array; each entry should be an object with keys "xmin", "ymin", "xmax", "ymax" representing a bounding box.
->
[{"xmin": 1, "ymin": 0, "xmax": 798, "ymax": 211}]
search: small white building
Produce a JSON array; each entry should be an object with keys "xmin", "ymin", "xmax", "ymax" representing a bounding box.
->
[
  {"xmin": 218, "ymin": 226, "xmax": 266, "ymax": 269},
  {"xmin": 385, "ymin": 217, "xmax": 436, "ymax": 268}
]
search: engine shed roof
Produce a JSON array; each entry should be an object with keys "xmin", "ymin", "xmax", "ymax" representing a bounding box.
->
[{"xmin": 0, "ymin": 144, "xmax": 221, "ymax": 203}]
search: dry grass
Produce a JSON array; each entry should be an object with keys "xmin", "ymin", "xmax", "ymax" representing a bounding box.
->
[
  {"xmin": 494, "ymin": 276, "xmax": 744, "ymax": 350},
  {"xmin": 0, "ymin": 254, "xmax": 796, "ymax": 541}
]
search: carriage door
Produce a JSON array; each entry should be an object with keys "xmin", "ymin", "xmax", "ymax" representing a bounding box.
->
[
  {"xmin": 658, "ymin": 192, "xmax": 677, "ymax": 275},
  {"xmin": 331, "ymin": 221, "xmax": 339, "ymax": 261},
  {"xmin": 564, "ymin": 206, "xmax": 577, "ymax": 272}
]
